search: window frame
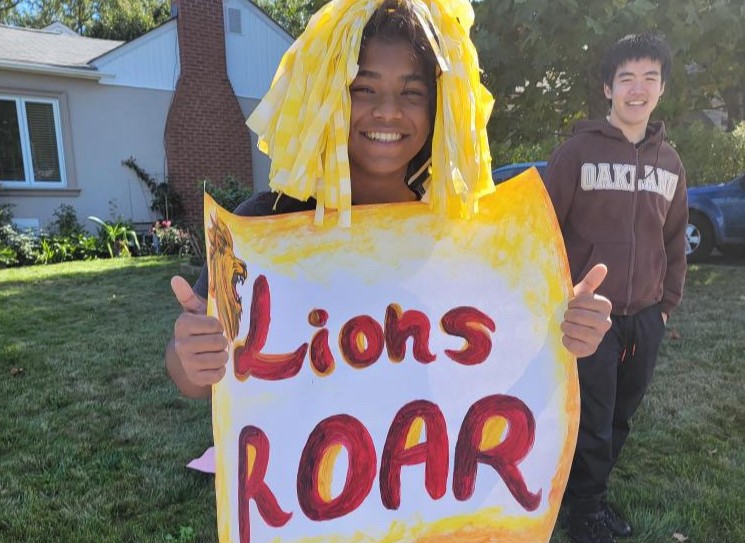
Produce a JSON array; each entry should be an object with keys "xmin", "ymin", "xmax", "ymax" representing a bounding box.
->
[{"xmin": 0, "ymin": 94, "xmax": 68, "ymax": 188}]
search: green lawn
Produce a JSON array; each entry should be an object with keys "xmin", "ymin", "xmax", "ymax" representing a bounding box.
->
[{"xmin": 0, "ymin": 256, "xmax": 743, "ymax": 543}]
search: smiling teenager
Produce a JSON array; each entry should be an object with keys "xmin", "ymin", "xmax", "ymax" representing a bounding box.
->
[
  {"xmin": 165, "ymin": 0, "xmax": 612, "ymax": 432},
  {"xmin": 545, "ymin": 34, "xmax": 688, "ymax": 543}
]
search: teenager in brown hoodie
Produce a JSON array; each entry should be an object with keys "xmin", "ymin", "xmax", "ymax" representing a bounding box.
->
[{"xmin": 546, "ymin": 34, "xmax": 688, "ymax": 543}]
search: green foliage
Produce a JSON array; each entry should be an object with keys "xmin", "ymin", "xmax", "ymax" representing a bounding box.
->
[
  {"xmin": 254, "ymin": 0, "xmax": 328, "ymax": 37},
  {"xmin": 0, "ymin": 0, "xmax": 169, "ymax": 41},
  {"xmin": 88, "ymin": 216, "xmax": 141, "ymax": 258},
  {"xmin": 122, "ymin": 156, "xmax": 183, "ymax": 222},
  {"xmin": 472, "ymin": 0, "xmax": 745, "ymax": 149},
  {"xmin": 668, "ymin": 121, "xmax": 745, "ymax": 187},
  {"xmin": 0, "ymin": 1, "xmax": 21, "ymax": 17},
  {"xmin": 88, "ymin": 0, "xmax": 170, "ymax": 41},
  {"xmin": 200, "ymin": 175, "xmax": 252, "ymax": 213},
  {"xmin": 0, "ymin": 243, "xmax": 16, "ymax": 267},
  {"xmin": 0, "ymin": 224, "xmax": 39, "ymax": 267},
  {"xmin": 36, "ymin": 233, "xmax": 100, "ymax": 264},
  {"xmin": 50, "ymin": 203, "xmax": 85, "ymax": 237},
  {"xmin": 491, "ymin": 138, "xmax": 559, "ymax": 167}
]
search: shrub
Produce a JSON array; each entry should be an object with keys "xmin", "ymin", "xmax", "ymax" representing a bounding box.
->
[
  {"xmin": 0, "ymin": 201, "xmax": 14, "ymax": 227},
  {"xmin": 0, "ymin": 224, "xmax": 39, "ymax": 267},
  {"xmin": 490, "ymin": 138, "xmax": 559, "ymax": 167},
  {"xmin": 668, "ymin": 121, "xmax": 745, "ymax": 187},
  {"xmin": 88, "ymin": 216, "xmax": 141, "ymax": 258},
  {"xmin": 200, "ymin": 175, "xmax": 252, "ymax": 212},
  {"xmin": 36, "ymin": 233, "xmax": 99, "ymax": 264},
  {"xmin": 0, "ymin": 244, "xmax": 16, "ymax": 267},
  {"xmin": 50, "ymin": 204, "xmax": 85, "ymax": 237}
]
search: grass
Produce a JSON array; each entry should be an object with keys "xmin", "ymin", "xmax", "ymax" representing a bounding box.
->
[{"xmin": 1, "ymin": 256, "xmax": 743, "ymax": 543}]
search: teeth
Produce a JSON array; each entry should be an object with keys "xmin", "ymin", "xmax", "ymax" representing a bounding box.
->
[{"xmin": 366, "ymin": 132, "xmax": 402, "ymax": 142}]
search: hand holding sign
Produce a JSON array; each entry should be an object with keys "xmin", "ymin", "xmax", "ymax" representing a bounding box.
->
[
  {"xmin": 561, "ymin": 264, "xmax": 613, "ymax": 358},
  {"xmin": 168, "ymin": 275, "xmax": 228, "ymax": 395}
]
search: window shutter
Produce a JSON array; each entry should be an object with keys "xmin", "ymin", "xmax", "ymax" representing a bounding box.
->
[
  {"xmin": 0, "ymin": 99, "xmax": 26, "ymax": 182},
  {"xmin": 25, "ymin": 101, "xmax": 61, "ymax": 182}
]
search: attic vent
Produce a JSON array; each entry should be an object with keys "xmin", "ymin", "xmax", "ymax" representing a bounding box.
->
[{"xmin": 227, "ymin": 8, "xmax": 242, "ymax": 34}]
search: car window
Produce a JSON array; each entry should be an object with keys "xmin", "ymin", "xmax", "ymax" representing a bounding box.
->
[{"xmin": 493, "ymin": 168, "xmax": 521, "ymax": 183}]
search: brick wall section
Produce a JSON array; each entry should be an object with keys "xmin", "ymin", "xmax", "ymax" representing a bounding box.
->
[{"xmin": 165, "ymin": 0, "xmax": 253, "ymax": 229}]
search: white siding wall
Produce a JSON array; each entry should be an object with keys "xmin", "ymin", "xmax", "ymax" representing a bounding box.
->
[
  {"xmin": 236, "ymin": 96, "xmax": 270, "ymax": 193},
  {"xmin": 92, "ymin": 21, "xmax": 180, "ymax": 92},
  {"xmin": 224, "ymin": 0, "xmax": 292, "ymax": 100}
]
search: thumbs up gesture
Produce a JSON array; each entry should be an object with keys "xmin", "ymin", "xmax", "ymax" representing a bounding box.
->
[
  {"xmin": 561, "ymin": 264, "xmax": 612, "ymax": 358},
  {"xmin": 166, "ymin": 276, "xmax": 229, "ymax": 397}
]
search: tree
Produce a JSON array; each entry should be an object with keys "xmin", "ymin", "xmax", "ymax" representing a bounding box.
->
[
  {"xmin": 1, "ymin": 0, "xmax": 169, "ymax": 41},
  {"xmin": 0, "ymin": 0, "xmax": 21, "ymax": 18},
  {"xmin": 88, "ymin": 0, "xmax": 170, "ymax": 41},
  {"xmin": 254, "ymin": 0, "xmax": 327, "ymax": 37},
  {"xmin": 471, "ymin": 0, "xmax": 745, "ymax": 161}
]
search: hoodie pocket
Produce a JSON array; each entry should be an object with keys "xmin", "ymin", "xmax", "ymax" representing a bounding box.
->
[
  {"xmin": 570, "ymin": 241, "xmax": 632, "ymax": 306},
  {"xmin": 634, "ymin": 247, "xmax": 667, "ymax": 304}
]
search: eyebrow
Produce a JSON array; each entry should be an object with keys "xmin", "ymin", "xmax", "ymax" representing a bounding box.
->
[
  {"xmin": 617, "ymin": 70, "xmax": 661, "ymax": 78},
  {"xmin": 355, "ymin": 69, "xmax": 427, "ymax": 83}
]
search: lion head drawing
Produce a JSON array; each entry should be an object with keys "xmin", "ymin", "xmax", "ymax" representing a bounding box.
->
[{"xmin": 208, "ymin": 213, "xmax": 248, "ymax": 342}]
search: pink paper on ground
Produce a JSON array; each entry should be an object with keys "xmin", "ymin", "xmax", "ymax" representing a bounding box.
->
[{"xmin": 186, "ymin": 446, "xmax": 215, "ymax": 473}]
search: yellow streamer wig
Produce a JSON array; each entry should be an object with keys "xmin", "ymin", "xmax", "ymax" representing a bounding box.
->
[{"xmin": 247, "ymin": 0, "xmax": 494, "ymax": 226}]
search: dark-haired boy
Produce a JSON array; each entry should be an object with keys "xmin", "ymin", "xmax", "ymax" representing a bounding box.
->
[{"xmin": 545, "ymin": 34, "xmax": 688, "ymax": 543}]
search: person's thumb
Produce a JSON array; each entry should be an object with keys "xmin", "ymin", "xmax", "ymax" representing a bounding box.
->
[
  {"xmin": 573, "ymin": 263, "xmax": 608, "ymax": 296},
  {"xmin": 171, "ymin": 275, "xmax": 206, "ymax": 314}
]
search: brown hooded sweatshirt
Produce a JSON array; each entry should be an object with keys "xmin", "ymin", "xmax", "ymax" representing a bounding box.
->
[{"xmin": 546, "ymin": 119, "xmax": 688, "ymax": 316}]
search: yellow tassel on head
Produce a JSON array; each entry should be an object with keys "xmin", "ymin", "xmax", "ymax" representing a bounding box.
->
[{"xmin": 247, "ymin": 0, "xmax": 494, "ymax": 226}]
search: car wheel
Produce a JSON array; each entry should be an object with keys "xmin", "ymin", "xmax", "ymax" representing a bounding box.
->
[{"xmin": 686, "ymin": 213, "xmax": 714, "ymax": 262}]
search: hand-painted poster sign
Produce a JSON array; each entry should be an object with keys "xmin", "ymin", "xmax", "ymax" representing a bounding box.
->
[{"xmin": 206, "ymin": 169, "xmax": 578, "ymax": 543}]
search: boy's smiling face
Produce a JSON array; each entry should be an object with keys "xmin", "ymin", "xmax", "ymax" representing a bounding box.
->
[
  {"xmin": 347, "ymin": 38, "xmax": 432, "ymax": 202},
  {"xmin": 604, "ymin": 57, "xmax": 665, "ymax": 142}
]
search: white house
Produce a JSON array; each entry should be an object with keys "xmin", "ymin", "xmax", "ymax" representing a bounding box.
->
[{"xmin": 0, "ymin": 0, "xmax": 292, "ymax": 232}]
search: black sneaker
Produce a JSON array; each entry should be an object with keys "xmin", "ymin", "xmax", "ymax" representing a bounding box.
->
[
  {"xmin": 567, "ymin": 511, "xmax": 615, "ymax": 543},
  {"xmin": 601, "ymin": 502, "xmax": 632, "ymax": 538}
]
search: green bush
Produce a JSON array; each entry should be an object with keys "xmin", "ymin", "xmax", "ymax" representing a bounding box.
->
[
  {"xmin": 490, "ymin": 138, "xmax": 559, "ymax": 168},
  {"xmin": 0, "ymin": 224, "xmax": 39, "ymax": 267},
  {"xmin": 0, "ymin": 244, "xmax": 15, "ymax": 267},
  {"xmin": 50, "ymin": 204, "xmax": 85, "ymax": 237},
  {"xmin": 88, "ymin": 216, "xmax": 141, "ymax": 258},
  {"xmin": 668, "ymin": 121, "xmax": 745, "ymax": 187},
  {"xmin": 0, "ymin": 201, "xmax": 14, "ymax": 227},
  {"xmin": 0, "ymin": 202, "xmax": 38, "ymax": 267},
  {"xmin": 36, "ymin": 233, "xmax": 99, "ymax": 264},
  {"xmin": 200, "ymin": 175, "xmax": 252, "ymax": 212}
]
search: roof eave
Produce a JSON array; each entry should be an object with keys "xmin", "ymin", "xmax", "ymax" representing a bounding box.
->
[{"xmin": 0, "ymin": 59, "xmax": 114, "ymax": 80}]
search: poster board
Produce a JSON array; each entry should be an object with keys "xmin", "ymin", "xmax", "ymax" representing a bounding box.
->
[{"xmin": 206, "ymin": 169, "xmax": 578, "ymax": 543}]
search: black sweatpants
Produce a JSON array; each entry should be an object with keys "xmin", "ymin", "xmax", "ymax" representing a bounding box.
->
[{"xmin": 564, "ymin": 303, "xmax": 667, "ymax": 515}]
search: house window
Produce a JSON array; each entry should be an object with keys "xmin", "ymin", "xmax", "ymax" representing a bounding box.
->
[
  {"xmin": 0, "ymin": 95, "xmax": 66, "ymax": 187},
  {"xmin": 226, "ymin": 7, "xmax": 242, "ymax": 34}
]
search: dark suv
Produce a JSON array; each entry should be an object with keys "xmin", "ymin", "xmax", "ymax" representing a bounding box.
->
[{"xmin": 686, "ymin": 172, "xmax": 745, "ymax": 261}]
